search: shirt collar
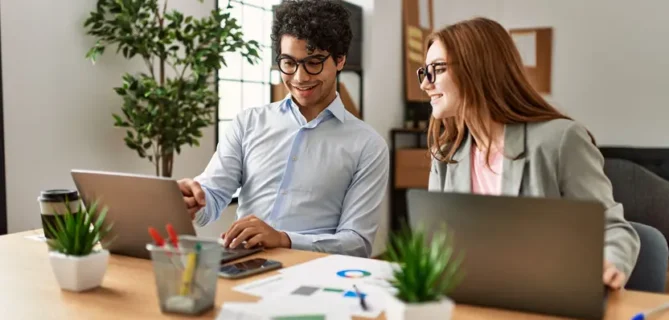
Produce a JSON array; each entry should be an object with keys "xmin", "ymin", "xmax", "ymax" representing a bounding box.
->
[{"xmin": 279, "ymin": 93, "xmax": 347, "ymax": 123}]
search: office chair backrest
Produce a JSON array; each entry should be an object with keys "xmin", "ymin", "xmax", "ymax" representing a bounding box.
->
[{"xmin": 603, "ymin": 158, "xmax": 669, "ymax": 244}]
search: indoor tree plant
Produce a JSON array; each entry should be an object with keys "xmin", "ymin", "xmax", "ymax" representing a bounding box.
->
[
  {"xmin": 384, "ymin": 224, "xmax": 465, "ymax": 320},
  {"xmin": 44, "ymin": 200, "xmax": 114, "ymax": 292},
  {"xmin": 83, "ymin": 0, "xmax": 260, "ymax": 177}
]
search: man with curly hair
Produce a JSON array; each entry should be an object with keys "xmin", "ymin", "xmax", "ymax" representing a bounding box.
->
[{"xmin": 177, "ymin": 0, "xmax": 389, "ymax": 258}]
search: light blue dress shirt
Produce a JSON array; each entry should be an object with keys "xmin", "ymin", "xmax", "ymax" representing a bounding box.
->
[{"xmin": 193, "ymin": 94, "xmax": 389, "ymax": 257}]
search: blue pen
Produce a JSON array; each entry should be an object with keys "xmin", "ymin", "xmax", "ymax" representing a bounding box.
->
[{"xmin": 632, "ymin": 302, "xmax": 669, "ymax": 320}]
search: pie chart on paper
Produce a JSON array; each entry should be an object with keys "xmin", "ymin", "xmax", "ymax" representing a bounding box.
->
[{"xmin": 336, "ymin": 269, "xmax": 372, "ymax": 279}]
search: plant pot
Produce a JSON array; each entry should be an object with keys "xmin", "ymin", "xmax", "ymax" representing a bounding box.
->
[
  {"xmin": 48, "ymin": 249, "xmax": 109, "ymax": 292},
  {"xmin": 385, "ymin": 294, "xmax": 455, "ymax": 320}
]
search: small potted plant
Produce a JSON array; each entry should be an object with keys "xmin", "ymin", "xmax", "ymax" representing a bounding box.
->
[
  {"xmin": 405, "ymin": 109, "xmax": 415, "ymax": 129},
  {"xmin": 417, "ymin": 119, "xmax": 428, "ymax": 130},
  {"xmin": 384, "ymin": 225, "xmax": 464, "ymax": 320},
  {"xmin": 44, "ymin": 200, "xmax": 114, "ymax": 292}
]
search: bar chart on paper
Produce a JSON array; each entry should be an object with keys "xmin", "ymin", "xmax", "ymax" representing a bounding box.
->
[
  {"xmin": 233, "ymin": 275, "xmax": 349, "ymax": 298},
  {"xmin": 232, "ymin": 255, "xmax": 398, "ymax": 318},
  {"xmin": 233, "ymin": 276, "xmax": 380, "ymax": 317},
  {"xmin": 289, "ymin": 284, "xmax": 368, "ymax": 302}
]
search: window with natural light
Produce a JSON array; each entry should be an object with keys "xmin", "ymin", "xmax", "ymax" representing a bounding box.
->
[{"xmin": 217, "ymin": 0, "xmax": 281, "ymax": 142}]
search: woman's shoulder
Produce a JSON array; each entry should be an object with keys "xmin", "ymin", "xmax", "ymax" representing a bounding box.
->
[
  {"xmin": 526, "ymin": 118, "xmax": 585, "ymax": 135},
  {"xmin": 525, "ymin": 118, "xmax": 591, "ymax": 150}
]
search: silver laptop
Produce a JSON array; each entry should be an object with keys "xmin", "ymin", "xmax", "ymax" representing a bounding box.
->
[
  {"xmin": 406, "ymin": 189, "xmax": 607, "ymax": 320},
  {"xmin": 71, "ymin": 170, "xmax": 262, "ymax": 261}
]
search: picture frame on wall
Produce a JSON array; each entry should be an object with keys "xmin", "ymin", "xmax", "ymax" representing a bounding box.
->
[{"xmin": 509, "ymin": 27, "xmax": 553, "ymax": 94}]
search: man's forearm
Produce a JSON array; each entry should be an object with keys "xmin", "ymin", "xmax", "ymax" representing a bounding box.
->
[
  {"xmin": 193, "ymin": 185, "xmax": 230, "ymax": 227},
  {"xmin": 283, "ymin": 229, "xmax": 372, "ymax": 257}
]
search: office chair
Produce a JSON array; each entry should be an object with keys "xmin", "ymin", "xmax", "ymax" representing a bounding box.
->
[
  {"xmin": 603, "ymin": 158, "xmax": 669, "ymax": 293},
  {"xmin": 626, "ymin": 222, "xmax": 668, "ymax": 292}
]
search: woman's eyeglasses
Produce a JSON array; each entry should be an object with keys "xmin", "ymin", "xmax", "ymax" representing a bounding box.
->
[
  {"xmin": 416, "ymin": 62, "xmax": 452, "ymax": 85},
  {"xmin": 276, "ymin": 54, "xmax": 332, "ymax": 75}
]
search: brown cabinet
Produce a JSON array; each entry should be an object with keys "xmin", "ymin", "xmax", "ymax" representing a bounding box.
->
[{"xmin": 394, "ymin": 148, "xmax": 431, "ymax": 189}]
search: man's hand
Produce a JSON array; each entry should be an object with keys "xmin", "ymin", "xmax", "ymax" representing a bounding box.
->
[
  {"xmin": 177, "ymin": 178, "xmax": 206, "ymax": 219},
  {"xmin": 603, "ymin": 260, "xmax": 626, "ymax": 290},
  {"xmin": 222, "ymin": 215, "xmax": 291, "ymax": 249}
]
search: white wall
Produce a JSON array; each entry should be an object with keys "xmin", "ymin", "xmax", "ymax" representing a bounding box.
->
[
  {"xmin": 1, "ymin": 0, "xmax": 217, "ymax": 233},
  {"xmin": 433, "ymin": 0, "xmax": 669, "ymax": 147}
]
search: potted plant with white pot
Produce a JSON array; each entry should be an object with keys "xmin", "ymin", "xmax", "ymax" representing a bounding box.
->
[
  {"xmin": 384, "ymin": 225, "xmax": 465, "ymax": 320},
  {"xmin": 44, "ymin": 200, "xmax": 114, "ymax": 292}
]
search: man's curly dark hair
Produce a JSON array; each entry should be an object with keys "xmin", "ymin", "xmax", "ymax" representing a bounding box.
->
[{"xmin": 271, "ymin": 0, "xmax": 352, "ymax": 61}]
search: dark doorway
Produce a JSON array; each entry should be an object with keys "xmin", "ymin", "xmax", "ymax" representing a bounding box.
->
[{"xmin": 0, "ymin": 8, "xmax": 7, "ymax": 235}]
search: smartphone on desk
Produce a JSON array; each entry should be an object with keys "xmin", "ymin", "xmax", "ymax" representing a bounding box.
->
[
  {"xmin": 219, "ymin": 258, "xmax": 282, "ymax": 279},
  {"xmin": 220, "ymin": 244, "xmax": 264, "ymax": 264}
]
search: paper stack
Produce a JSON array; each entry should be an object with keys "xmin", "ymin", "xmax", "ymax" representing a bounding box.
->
[
  {"xmin": 225, "ymin": 255, "xmax": 399, "ymax": 319},
  {"xmin": 219, "ymin": 296, "xmax": 351, "ymax": 320}
]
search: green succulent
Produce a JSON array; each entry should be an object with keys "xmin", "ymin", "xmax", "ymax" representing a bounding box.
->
[
  {"xmin": 385, "ymin": 224, "xmax": 465, "ymax": 303},
  {"xmin": 44, "ymin": 200, "xmax": 114, "ymax": 256}
]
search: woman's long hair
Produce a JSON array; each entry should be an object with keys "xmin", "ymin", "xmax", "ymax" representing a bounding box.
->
[{"xmin": 426, "ymin": 17, "xmax": 584, "ymax": 164}]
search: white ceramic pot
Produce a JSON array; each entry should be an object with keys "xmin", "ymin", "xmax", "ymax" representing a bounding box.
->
[
  {"xmin": 385, "ymin": 294, "xmax": 455, "ymax": 320},
  {"xmin": 48, "ymin": 249, "xmax": 109, "ymax": 292}
]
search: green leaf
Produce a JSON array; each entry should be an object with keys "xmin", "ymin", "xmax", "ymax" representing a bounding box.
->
[
  {"xmin": 112, "ymin": 114, "xmax": 124, "ymax": 125},
  {"xmin": 385, "ymin": 224, "xmax": 465, "ymax": 303},
  {"xmin": 43, "ymin": 219, "xmax": 61, "ymax": 250},
  {"xmin": 85, "ymin": 43, "xmax": 106, "ymax": 64},
  {"xmin": 93, "ymin": 206, "xmax": 108, "ymax": 234},
  {"xmin": 46, "ymin": 199, "xmax": 112, "ymax": 256},
  {"xmin": 53, "ymin": 210, "xmax": 70, "ymax": 252},
  {"xmin": 73, "ymin": 216, "xmax": 81, "ymax": 254}
]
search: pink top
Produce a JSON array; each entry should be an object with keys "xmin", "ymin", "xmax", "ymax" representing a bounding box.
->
[{"xmin": 471, "ymin": 141, "xmax": 504, "ymax": 195}]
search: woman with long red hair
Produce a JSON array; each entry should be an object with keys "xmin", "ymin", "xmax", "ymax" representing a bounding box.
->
[{"xmin": 418, "ymin": 17, "xmax": 639, "ymax": 290}]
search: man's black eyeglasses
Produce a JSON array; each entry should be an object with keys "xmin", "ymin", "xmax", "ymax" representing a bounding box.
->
[
  {"xmin": 276, "ymin": 54, "xmax": 332, "ymax": 75},
  {"xmin": 417, "ymin": 62, "xmax": 452, "ymax": 85}
]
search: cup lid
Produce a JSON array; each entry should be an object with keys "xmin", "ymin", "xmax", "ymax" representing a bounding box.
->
[{"xmin": 38, "ymin": 189, "xmax": 80, "ymax": 203}]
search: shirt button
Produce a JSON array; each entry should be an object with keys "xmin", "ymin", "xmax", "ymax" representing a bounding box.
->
[
  {"xmin": 292, "ymin": 157, "xmax": 297, "ymax": 161},
  {"xmin": 281, "ymin": 190, "xmax": 287, "ymax": 195}
]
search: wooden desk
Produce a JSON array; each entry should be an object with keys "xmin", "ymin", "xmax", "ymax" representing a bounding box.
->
[{"xmin": 2, "ymin": 230, "xmax": 669, "ymax": 320}]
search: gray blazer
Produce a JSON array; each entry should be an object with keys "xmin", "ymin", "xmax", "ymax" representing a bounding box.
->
[{"xmin": 428, "ymin": 119, "xmax": 640, "ymax": 278}]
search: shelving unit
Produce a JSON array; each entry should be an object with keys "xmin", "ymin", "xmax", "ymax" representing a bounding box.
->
[{"xmin": 389, "ymin": 128, "xmax": 430, "ymax": 233}]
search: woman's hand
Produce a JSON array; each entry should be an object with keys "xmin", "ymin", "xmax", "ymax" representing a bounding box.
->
[{"xmin": 604, "ymin": 260, "xmax": 626, "ymax": 290}]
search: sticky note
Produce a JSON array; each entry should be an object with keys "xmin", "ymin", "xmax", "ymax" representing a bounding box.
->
[
  {"xmin": 407, "ymin": 26, "xmax": 423, "ymax": 40},
  {"xmin": 408, "ymin": 51, "xmax": 424, "ymax": 64}
]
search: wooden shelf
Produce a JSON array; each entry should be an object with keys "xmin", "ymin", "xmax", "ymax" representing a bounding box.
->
[{"xmin": 390, "ymin": 127, "xmax": 427, "ymax": 134}]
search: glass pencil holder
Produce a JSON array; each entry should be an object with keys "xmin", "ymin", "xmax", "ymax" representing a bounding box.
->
[{"xmin": 146, "ymin": 235, "xmax": 223, "ymax": 315}]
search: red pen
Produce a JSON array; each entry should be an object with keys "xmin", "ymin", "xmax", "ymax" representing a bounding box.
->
[
  {"xmin": 148, "ymin": 227, "xmax": 165, "ymax": 246},
  {"xmin": 165, "ymin": 224, "xmax": 179, "ymax": 248}
]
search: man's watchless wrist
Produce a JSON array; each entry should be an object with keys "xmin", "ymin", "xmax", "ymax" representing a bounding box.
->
[{"xmin": 280, "ymin": 232, "xmax": 292, "ymax": 248}]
